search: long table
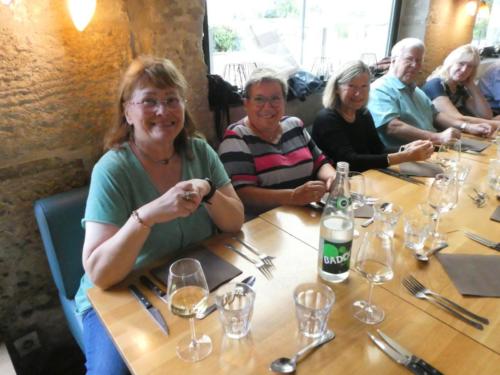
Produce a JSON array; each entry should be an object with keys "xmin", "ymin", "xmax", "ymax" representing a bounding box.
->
[
  {"xmin": 260, "ymin": 166, "xmax": 500, "ymax": 355},
  {"xmin": 88, "ymin": 158, "xmax": 500, "ymax": 374},
  {"xmin": 88, "ymin": 218, "xmax": 500, "ymax": 374}
]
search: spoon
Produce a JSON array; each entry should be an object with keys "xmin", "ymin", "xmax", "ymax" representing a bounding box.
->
[
  {"xmin": 269, "ymin": 330, "xmax": 335, "ymax": 373},
  {"xmin": 362, "ymin": 202, "xmax": 390, "ymax": 228},
  {"xmin": 415, "ymin": 242, "xmax": 448, "ymax": 262}
]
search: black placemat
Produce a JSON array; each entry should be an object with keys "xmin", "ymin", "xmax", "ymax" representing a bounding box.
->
[
  {"xmin": 436, "ymin": 253, "xmax": 500, "ymax": 297},
  {"xmin": 460, "ymin": 138, "xmax": 490, "ymax": 152},
  {"xmin": 150, "ymin": 245, "xmax": 242, "ymax": 292},
  {"xmin": 399, "ymin": 162, "xmax": 443, "ymax": 177}
]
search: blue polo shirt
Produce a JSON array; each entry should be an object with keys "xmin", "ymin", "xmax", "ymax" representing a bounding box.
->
[{"xmin": 367, "ymin": 74, "xmax": 438, "ymax": 148}]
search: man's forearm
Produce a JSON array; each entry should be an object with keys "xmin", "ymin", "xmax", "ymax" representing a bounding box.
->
[{"xmin": 386, "ymin": 119, "xmax": 439, "ymax": 143}]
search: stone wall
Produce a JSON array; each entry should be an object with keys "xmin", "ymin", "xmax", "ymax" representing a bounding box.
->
[{"xmin": 0, "ymin": 0, "xmax": 209, "ymax": 373}]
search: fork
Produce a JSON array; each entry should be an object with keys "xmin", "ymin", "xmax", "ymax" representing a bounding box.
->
[
  {"xmin": 401, "ymin": 278, "xmax": 484, "ymax": 330},
  {"xmin": 232, "ymin": 237, "xmax": 275, "ymax": 269},
  {"xmin": 405, "ymin": 275, "xmax": 489, "ymax": 324},
  {"xmin": 224, "ymin": 243, "xmax": 273, "ymax": 279},
  {"xmin": 464, "ymin": 232, "xmax": 500, "ymax": 251}
]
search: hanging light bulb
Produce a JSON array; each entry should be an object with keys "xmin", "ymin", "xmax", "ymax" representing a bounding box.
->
[
  {"xmin": 477, "ymin": 1, "xmax": 490, "ymax": 19},
  {"xmin": 68, "ymin": 0, "xmax": 96, "ymax": 32},
  {"xmin": 465, "ymin": 0, "xmax": 478, "ymax": 16}
]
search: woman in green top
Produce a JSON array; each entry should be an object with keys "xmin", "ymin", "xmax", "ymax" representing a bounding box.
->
[{"xmin": 78, "ymin": 56, "xmax": 244, "ymax": 374}]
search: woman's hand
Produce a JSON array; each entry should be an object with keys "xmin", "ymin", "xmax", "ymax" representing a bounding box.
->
[
  {"xmin": 403, "ymin": 140, "xmax": 434, "ymax": 161},
  {"xmin": 291, "ymin": 181, "xmax": 327, "ymax": 206},
  {"xmin": 464, "ymin": 122, "xmax": 494, "ymax": 138},
  {"xmin": 142, "ymin": 180, "xmax": 206, "ymax": 225}
]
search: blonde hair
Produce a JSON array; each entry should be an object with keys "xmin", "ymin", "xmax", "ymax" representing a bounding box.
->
[
  {"xmin": 428, "ymin": 44, "xmax": 480, "ymax": 82},
  {"xmin": 322, "ymin": 60, "xmax": 371, "ymax": 109},
  {"xmin": 243, "ymin": 68, "xmax": 288, "ymax": 99},
  {"xmin": 104, "ymin": 56, "xmax": 197, "ymax": 154}
]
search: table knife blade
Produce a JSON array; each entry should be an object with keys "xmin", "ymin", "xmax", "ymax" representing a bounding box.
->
[{"xmin": 129, "ymin": 284, "xmax": 169, "ymax": 335}]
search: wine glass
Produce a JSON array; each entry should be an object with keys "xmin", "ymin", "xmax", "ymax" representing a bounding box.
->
[
  {"xmin": 353, "ymin": 231, "xmax": 394, "ymax": 324},
  {"xmin": 349, "ymin": 171, "xmax": 366, "ymax": 237},
  {"xmin": 167, "ymin": 258, "xmax": 212, "ymax": 362},
  {"xmin": 436, "ymin": 140, "xmax": 461, "ymax": 169},
  {"xmin": 427, "ymin": 173, "xmax": 458, "ymax": 242}
]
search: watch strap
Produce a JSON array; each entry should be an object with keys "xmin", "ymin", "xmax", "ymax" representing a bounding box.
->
[{"xmin": 202, "ymin": 178, "xmax": 216, "ymax": 204}]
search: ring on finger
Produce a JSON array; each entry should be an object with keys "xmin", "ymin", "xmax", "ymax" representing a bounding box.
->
[{"xmin": 182, "ymin": 191, "xmax": 196, "ymax": 201}]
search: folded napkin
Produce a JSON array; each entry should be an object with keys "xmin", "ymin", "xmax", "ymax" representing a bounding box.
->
[
  {"xmin": 460, "ymin": 138, "xmax": 490, "ymax": 152},
  {"xmin": 354, "ymin": 205, "xmax": 374, "ymax": 218},
  {"xmin": 150, "ymin": 245, "xmax": 242, "ymax": 291},
  {"xmin": 399, "ymin": 162, "xmax": 443, "ymax": 177},
  {"xmin": 436, "ymin": 253, "xmax": 500, "ymax": 297}
]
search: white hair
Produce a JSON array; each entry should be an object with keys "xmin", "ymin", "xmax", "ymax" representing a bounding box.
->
[{"xmin": 391, "ymin": 38, "xmax": 425, "ymax": 59}]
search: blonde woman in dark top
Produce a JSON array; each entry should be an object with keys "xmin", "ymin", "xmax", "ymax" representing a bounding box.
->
[
  {"xmin": 423, "ymin": 44, "xmax": 499, "ymax": 132},
  {"xmin": 312, "ymin": 60, "xmax": 433, "ymax": 172}
]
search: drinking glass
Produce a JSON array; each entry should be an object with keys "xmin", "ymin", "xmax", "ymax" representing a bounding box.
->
[
  {"xmin": 427, "ymin": 174, "xmax": 458, "ymax": 240},
  {"xmin": 349, "ymin": 171, "xmax": 366, "ymax": 237},
  {"xmin": 488, "ymin": 159, "xmax": 500, "ymax": 192},
  {"xmin": 353, "ymin": 231, "xmax": 394, "ymax": 324},
  {"xmin": 436, "ymin": 140, "xmax": 461, "ymax": 168},
  {"xmin": 167, "ymin": 258, "xmax": 212, "ymax": 362}
]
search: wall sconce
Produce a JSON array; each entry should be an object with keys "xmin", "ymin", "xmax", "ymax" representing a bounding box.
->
[
  {"xmin": 68, "ymin": 0, "xmax": 96, "ymax": 32},
  {"xmin": 466, "ymin": 0, "xmax": 478, "ymax": 16},
  {"xmin": 477, "ymin": 1, "xmax": 490, "ymax": 19}
]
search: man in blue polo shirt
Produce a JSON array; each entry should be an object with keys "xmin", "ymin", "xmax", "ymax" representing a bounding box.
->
[{"xmin": 368, "ymin": 38, "xmax": 491, "ymax": 149}]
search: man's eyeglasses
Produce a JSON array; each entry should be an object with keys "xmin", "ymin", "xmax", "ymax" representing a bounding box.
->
[
  {"xmin": 250, "ymin": 95, "xmax": 284, "ymax": 107},
  {"xmin": 128, "ymin": 97, "xmax": 185, "ymax": 111}
]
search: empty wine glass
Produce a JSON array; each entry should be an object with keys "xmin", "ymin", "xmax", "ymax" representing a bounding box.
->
[
  {"xmin": 353, "ymin": 231, "xmax": 394, "ymax": 324},
  {"xmin": 436, "ymin": 140, "xmax": 461, "ymax": 168},
  {"xmin": 427, "ymin": 173, "xmax": 458, "ymax": 242},
  {"xmin": 167, "ymin": 258, "xmax": 212, "ymax": 362},
  {"xmin": 349, "ymin": 171, "xmax": 366, "ymax": 237}
]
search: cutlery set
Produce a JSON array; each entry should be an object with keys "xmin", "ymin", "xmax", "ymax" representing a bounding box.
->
[
  {"xmin": 224, "ymin": 239, "xmax": 275, "ymax": 279},
  {"xmin": 377, "ymin": 168, "xmax": 426, "ymax": 185},
  {"xmin": 465, "ymin": 231, "xmax": 500, "ymax": 251},
  {"xmin": 368, "ymin": 329, "xmax": 443, "ymax": 374},
  {"xmin": 402, "ymin": 275, "xmax": 489, "ymax": 330}
]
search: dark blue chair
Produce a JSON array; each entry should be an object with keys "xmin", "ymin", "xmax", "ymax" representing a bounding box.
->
[{"xmin": 34, "ymin": 186, "xmax": 88, "ymax": 351}]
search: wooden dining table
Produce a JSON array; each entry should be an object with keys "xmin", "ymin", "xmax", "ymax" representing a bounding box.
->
[{"xmin": 88, "ymin": 156, "xmax": 500, "ymax": 374}]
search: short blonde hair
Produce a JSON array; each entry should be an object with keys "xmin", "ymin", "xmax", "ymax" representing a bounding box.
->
[
  {"xmin": 427, "ymin": 44, "xmax": 480, "ymax": 82},
  {"xmin": 322, "ymin": 60, "xmax": 371, "ymax": 109},
  {"xmin": 243, "ymin": 68, "xmax": 288, "ymax": 99}
]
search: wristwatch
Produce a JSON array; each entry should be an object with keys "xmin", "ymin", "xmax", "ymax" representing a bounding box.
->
[{"xmin": 202, "ymin": 178, "xmax": 216, "ymax": 204}]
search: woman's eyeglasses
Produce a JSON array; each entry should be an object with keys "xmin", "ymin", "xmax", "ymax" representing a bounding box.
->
[
  {"xmin": 128, "ymin": 97, "xmax": 185, "ymax": 111},
  {"xmin": 250, "ymin": 95, "xmax": 284, "ymax": 107}
]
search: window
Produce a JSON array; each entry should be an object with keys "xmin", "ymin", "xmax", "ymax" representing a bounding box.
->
[
  {"xmin": 471, "ymin": 0, "xmax": 500, "ymax": 48},
  {"xmin": 205, "ymin": 0, "xmax": 396, "ymax": 87}
]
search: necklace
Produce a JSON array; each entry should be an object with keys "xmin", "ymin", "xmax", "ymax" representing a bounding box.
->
[{"xmin": 132, "ymin": 141, "xmax": 175, "ymax": 165}]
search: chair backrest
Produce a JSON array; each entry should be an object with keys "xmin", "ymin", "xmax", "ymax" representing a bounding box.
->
[{"xmin": 34, "ymin": 186, "xmax": 88, "ymax": 299}]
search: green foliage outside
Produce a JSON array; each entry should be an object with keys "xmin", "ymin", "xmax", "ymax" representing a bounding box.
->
[
  {"xmin": 211, "ymin": 26, "xmax": 240, "ymax": 52},
  {"xmin": 263, "ymin": 0, "xmax": 299, "ymax": 18}
]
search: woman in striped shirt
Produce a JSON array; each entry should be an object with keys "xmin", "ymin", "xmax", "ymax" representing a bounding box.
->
[{"xmin": 218, "ymin": 68, "xmax": 336, "ymax": 217}]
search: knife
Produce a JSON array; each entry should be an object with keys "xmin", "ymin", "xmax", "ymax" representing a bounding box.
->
[
  {"xmin": 378, "ymin": 168, "xmax": 425, "ymax": 185},
  {"xmin": 368, "ymin": 331, "xmax": 442, "ymax": 375},
  {"xmin": 196, "ymin": 275, "xmax": 256, "ymax": 320},
  {"xmin": 140, "ymin": 275, "xmax": 168, "ymax": 304},
  {"xmin": 377, "ymin": 330, "xmax": 443, "ymax": 375},
  {"xmin": 128, "ymin": 284, "xmax": 169, "ymax": 335}
]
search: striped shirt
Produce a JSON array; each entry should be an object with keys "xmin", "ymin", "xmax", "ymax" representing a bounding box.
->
[{"xmin": 218, "ymin": 116, "xmax": 329, "ymax": 190}]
